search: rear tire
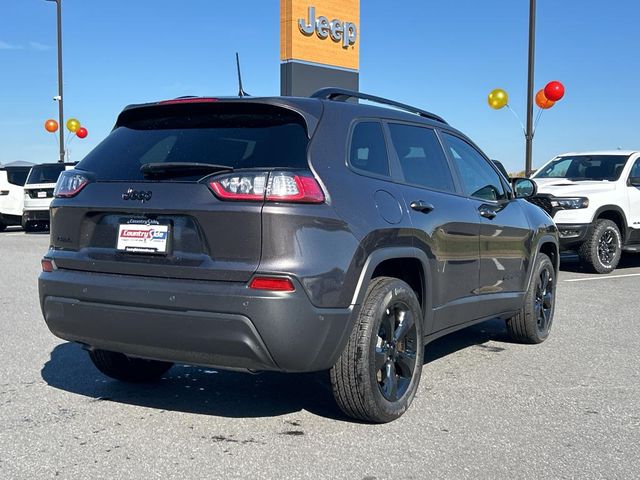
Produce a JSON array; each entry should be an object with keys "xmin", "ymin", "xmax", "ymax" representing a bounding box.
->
[
  {"xmin": 578, "ymin": 219, "xmax": 622, "ymax": 274},
  {"xmin": 506, "ymin": 253, "xmax": 555, "ymax": 344},
  {"xmin": 330, "ymin": 277, "xmax": 424, "ymax": 423},
  {"xmin": 89, "ymin": 349, "xmax": 173, "ymax": 383},
  {"xmin": 23, "ymin": 221, "xmax": 38, "ymax": 233}
]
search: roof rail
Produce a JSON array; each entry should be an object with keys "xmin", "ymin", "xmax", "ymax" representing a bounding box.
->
[{"xmin": 310, "ymin": 88, "xmax": 448, "ymax": 125}]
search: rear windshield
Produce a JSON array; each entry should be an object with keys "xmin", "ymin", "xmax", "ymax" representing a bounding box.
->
[
  {"xmin": 2, "ymin": 167, "xmax": 30, "ymax": 186},
  {"xmin": 77, "ymin": 103, "xmax": 310, "ymax": 181},
  {"xmin": 534, "ymin": 155, "xmax": 629, "ymax": 181},
  {"xmin": 26, "ymin": 164, "xmax": 65, "ymax": 185}
]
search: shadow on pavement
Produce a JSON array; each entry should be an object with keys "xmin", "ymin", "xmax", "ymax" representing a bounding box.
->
[
  {"xmin": 560, "ymin": 252, "xmax": 640, "ymax": 273},
  {"xmin": 41, "ymin": 318, "xmax": 511, "ymax": 420}
]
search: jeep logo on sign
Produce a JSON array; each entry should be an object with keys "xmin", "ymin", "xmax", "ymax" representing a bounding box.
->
[{"xmin": 298, "ymin": 6, "xmax": 357, "ymax": 48}]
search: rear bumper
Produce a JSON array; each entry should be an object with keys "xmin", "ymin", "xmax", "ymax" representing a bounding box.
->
[
  {"xmin": 556, "ymin": 223, "xmax": 591, "ymax": 249},
  {"xmin": 22, "ymin": 209, "xmax": 50, "ymax": 224},
  {"xmin": 39, "ymin": 269, "xmax": 357, "ymax": 373},
  {"xmin": 0, "ymin": 212, "xmax": 21, "ymax": 226}
]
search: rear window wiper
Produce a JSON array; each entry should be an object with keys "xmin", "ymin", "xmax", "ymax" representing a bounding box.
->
[{"xmin": 140, "ymin": 162, "xmax": 234, "ymax": 179}]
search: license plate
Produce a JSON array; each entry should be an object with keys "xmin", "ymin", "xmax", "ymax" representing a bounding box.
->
[
  {"xmin": 117, "ymin": 223, "xmax": 170, "ymax": 254},
  {"xmin": 37, "ymin": 191, "xmax": 47, "ymax": 198}
]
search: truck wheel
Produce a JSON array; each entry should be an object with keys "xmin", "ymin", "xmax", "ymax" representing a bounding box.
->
[
  {"xmin": 88, "ymin": 349, "xmax": 173, "ymax": 383},
  {"xmin": 578, "ymin": 219, "xmax": 622, "ymax": 274},
  {"xmin": 330, "ymin": 277, "xmax": 424, "ymax": 423},
  {"xmin": 506, "ymin": 253, "xmax": 555, "ymax": 344}
]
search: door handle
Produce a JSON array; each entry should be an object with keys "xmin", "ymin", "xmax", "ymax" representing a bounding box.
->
[
  {"xmin": 478, "ymin": 205, "xmax": 497, "ymax": 219},
  {"xmin": 410, "ymin": 200, "xmax": 435, "ymax": 213}
]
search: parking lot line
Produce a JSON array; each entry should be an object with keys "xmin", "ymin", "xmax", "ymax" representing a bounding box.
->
[{"xmin": 565, "ymin": 273, "xmax": 640, "ymax": 282}]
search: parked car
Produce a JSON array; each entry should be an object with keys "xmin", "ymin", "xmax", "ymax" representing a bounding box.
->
[
  {"xmin": 0, "ymin": 162, "xmax": 32, "ymax": 231},
  {"xmin": 530, "ymin": 151, "xmax": 640, "ymax": 273},
  {"xmin": 39, "ymin": 89, "xmax": 559, "ymax": 423},
  {"xmin": 23, "ymin": 162, "xmax": 76, "ymax": 231}
]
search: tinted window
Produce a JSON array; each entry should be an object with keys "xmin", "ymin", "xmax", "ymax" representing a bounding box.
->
[
  {"xmin": 26, "ymin": 164, "xmax": 65, "ymax": 185},
  {"xmin": 78, "ymin": 104, "xmax": 309, "ymax": 181},
  {"xmin": 442, "ymin": 133, "xmax": 506, "ymax": 201},
  {"xmin": 534, "ymin": 155, "xmax": 629, "ymax": 181},
  {"xmin": 349, "ymin": 122, "xmax": 389, "ymax": 177},
  {"xmin": 388, "ymin": 124, "xmax": 455, "ymax": 192},
  {"xmin": 5, "ymin": 167, "xmax": 30, "ymax": 186},
  {"xmin": 630, "ymin": 159, "xmax": 640, "ymax": 178}
]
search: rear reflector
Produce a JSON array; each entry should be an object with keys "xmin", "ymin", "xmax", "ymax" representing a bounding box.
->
[
  {"xmin": 41, "ymin": 258, "xmax": 56, "ymax": 272},
  {"xmin": 249, "ymin": 277, "xmax": 295, "ymax": 292}
]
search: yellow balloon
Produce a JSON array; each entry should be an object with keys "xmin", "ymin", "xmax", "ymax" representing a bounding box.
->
[
  {"xmin": 488, "ymin": 89, "xmax": 509, "ymax": 110},
  {"xmin": 66, "ymin": 118, "xmax": 81, "ymax": 133}
]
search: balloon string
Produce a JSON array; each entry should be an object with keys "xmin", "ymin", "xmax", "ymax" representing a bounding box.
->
[
  {"xmin": 506, "ymin": 105, "xmax": 526, "ymax": 136},
  {"xmin": 533, "ymin": 107, "xmax": 544, "ymax": 135}
]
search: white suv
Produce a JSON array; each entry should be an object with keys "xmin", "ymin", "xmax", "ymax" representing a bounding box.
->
[
  {"xmin": 23, "ymin": 162, "xmax": 75, "ymax": 232},
  {"xmin": 531, "ymin": 151, "xmax": 640, "ymax": 273},
  {"xmin": 0, "ymin": 162, "xmax": 32, "ymax": 231}
]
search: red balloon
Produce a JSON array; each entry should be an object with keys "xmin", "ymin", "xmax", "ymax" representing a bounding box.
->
[
  {"xmin": 535, "ymin": 89, "xmax": 555, "ymax": 109},
  {"xmin": 76, "ymin": 127, "xmax": 88, "ymax": 139},
  {"xmin": 544, "ymin": 81, "xmax": 565, "ymax": 102}
]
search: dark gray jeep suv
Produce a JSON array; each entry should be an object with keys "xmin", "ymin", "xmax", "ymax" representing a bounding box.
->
[{"xmin": 39, "ymin": 89, "xmax": 558, "ymax": 423}]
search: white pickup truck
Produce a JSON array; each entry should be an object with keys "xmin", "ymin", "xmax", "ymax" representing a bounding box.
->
[{"xmin": 530, "ymin": 150, "xmax": 640, "ymax": 273}]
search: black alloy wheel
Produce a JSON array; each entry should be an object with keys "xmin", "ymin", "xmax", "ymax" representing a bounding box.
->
[
  {"xmin": 597, "ymin": 229, "xmax": 617, "ymax": 267},
  {"xmin": 375, "ymin": 302, "xmax": 419, "ymax": 402},
  {"xmin": 534, "ymin": 266, "xmax": 554, "ymax": 335}
]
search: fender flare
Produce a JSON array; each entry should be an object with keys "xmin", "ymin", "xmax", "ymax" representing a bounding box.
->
[
  {"xmin": 592, "ymin": 204, "xmax": 629, "ymax": 235},
  {"xmin": 525, "ymin": 233, "xmax": 560, "ymax": 292},
  {"xmin": 349, "ymin": 247, "xmax": 434, "ymax": 328}
]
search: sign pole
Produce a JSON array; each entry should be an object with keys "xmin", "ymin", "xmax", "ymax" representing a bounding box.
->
[{"xmin": 525, "ymin": 0, "xmax": 536, "ymax": 176}]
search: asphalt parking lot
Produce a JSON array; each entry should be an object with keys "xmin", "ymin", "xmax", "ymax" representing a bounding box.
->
[{"xmin": 1, "ymin": 228, "xmax": 639, "ymax": 479}]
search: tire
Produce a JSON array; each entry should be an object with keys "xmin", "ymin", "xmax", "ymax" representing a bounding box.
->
[
  {"xmin": 330, "ymin": 277, "xmax": 424, "ymax": 423},
  {"xmin": 578, "ymin": 219, "xmax": 622, "ymax": 274},
  {"xmin": 23, "ymin": 222, "xmax": 38, "ymax": 233},
  {"xmin": 506, "ymin": 253, "xmax": 555, "ymax": 344},
  {"xmin": 88, "ymin": 349, "xmax": 173, "ymax": 383}
]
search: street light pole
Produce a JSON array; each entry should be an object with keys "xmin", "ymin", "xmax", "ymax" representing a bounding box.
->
[
  {"xmin": 47, "ymin": 0, "xmax": 65, "ymax": 163},
  {"xmin": 525, "ymin": 0, "xmax": 536, "ymax": 176}
]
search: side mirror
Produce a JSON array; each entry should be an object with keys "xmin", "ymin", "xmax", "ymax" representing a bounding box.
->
[
  {"xmin": 628, "ymin": 176, "xmax": 640, "ymax": 187},
  {"xmin": 512, "ymin": 178, "xmax": 537, "ymax": 198}
]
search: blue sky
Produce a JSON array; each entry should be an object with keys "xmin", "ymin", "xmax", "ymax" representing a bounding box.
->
[{"xmin": 1, "ymin": 0, "xmax": 638, "ymax": 172}]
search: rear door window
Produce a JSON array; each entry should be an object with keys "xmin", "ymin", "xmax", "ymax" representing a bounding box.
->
[
  {"xmin": 77, "ymin": 103, "xmax": 310, "ymax": 181},
  {"xmin": 348, "ymin": 122, "xmax": 390, "ymax": 177},
  {"xmin": 387, "ymin": 124, "xmax": 455, "ymax": 192}
]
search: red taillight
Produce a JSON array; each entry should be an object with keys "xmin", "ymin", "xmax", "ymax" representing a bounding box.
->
[
  {"xmin": 209, "ymin": 172, "xmax": 268, "ymax": 201},
  {"xmin": 266, "ymin": 172, "xmax": 324, "ymax": 203},
  {"xmin": 54, "ymin": 170, "xmax": 89, "ymax": 198},
  {"xmin": 208, "ymin": 171, "xmax": 324, "ymax": 204},
  {"xmin": 41, "ymin": 258, "xmax": 56, "ymax": 272},
  {"xmin": 157, "ymin": 97, "xmax": 219, "ymax": 105},
  {"xmin": 249, "ymin": 277, "xmax": 295, "ymax": 292}
]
